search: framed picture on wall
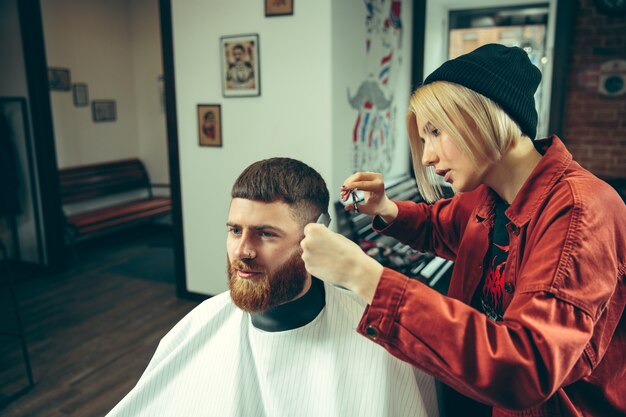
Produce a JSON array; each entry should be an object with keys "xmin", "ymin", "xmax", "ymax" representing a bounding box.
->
[
  {"xmin": 197, "ymin": 104, "xmax": 222, "ymax": 147},
  {"xmin": 265, "ymin": 0, "xmax": 293, "ymax": 16},
  {"xmin": 72, "ymin": 83, "xmax": 89, "ymax": 107},
  {"xmin": 92, "ymin": 100, "xmax": 116, "ymax": 122},
  {"xmin": 48, "ymin": 67, "xmax": 71, "ymax": 91},
  {"xmin": 220, "ymin": 34, "xmax": 260, "ymax": 97}
]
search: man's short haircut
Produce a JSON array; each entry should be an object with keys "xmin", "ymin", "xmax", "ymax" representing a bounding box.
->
[{"xmin": 231, "ymin": 157, "xmax": 330, "ymax": 225}]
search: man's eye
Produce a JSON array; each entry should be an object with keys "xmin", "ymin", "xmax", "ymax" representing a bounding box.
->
[
  {"xmin": 260, "ymin": 231, "xmax": 275, "ymax": 238},
  {"xmin": 228, "ymin": 227, "xmax": 241, "ymax": 235}
]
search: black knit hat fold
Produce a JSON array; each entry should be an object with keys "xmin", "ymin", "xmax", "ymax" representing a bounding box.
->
[{"xmin": 423, "ymin": 43, "xmax": 542, "ymax": 139}]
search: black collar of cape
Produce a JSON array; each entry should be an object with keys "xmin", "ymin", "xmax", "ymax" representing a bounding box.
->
[{"xmin": 250, "ymin": 277, "xmax": 326, "ymax": 332}]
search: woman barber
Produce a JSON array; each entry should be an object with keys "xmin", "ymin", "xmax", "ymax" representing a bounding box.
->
[{"xmin": 301, "ymin": 44, "xmax": 626, "ymax": 417}]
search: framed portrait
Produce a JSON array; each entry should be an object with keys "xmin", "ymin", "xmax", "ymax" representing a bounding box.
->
[
  {"xmin": 92, "ymin": 100, "xmax": 117, "ymax": 122},
  {"xmin": 265, "ymin": 0, "xmax": 293, "ymax": 16},
  {"xmin": 48, "ymin": 67, "xmax": 71, "ymax": 91},
  {"xmin": 197, "ymin": 104, "xmax": 222, "ymax": 147},
  {"xmin": 72, "ymin": 83, "xmax": 89, "ymax": 107},
  {"xmin": 220, "ymin": 34, "xmax": 260, "ymax": 97}
]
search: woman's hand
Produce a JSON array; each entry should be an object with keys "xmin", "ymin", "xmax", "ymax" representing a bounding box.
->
[
  {"xmin": 301, "ymin": 223, "xmax": 383, "ymax": 304},
  {"xmin": 342, "ymin": 172, "xmax": 398, "ymax": 224}
]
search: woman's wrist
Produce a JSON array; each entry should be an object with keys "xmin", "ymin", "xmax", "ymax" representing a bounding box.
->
[
  {"xmin": 378, "ymin": 200, "xmax": 399, "ymax": 225},
  {"xmin": 350, "ymin": 256, "xmax": 383, "ymax": 304}
]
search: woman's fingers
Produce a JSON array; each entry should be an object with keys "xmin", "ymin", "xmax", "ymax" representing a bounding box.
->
[
  {"xmin": 301, "ymin": 223, "xmax": 383, "ymax": 302},
  {"xmin": 343, "ymin": 172, "xmax": 384, "ymax": 192},
  {"xmin": 344, "ymin": 171, "xmax": 378, "ymax": 183}
]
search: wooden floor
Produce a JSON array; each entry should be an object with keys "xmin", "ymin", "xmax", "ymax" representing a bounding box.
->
[{"xmin": 0, "ymin": 227, "xmax": 201, "ymax": 417}]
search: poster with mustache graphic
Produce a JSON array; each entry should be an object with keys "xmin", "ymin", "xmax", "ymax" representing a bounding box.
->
[{"xmin": 347, "ymin": 0, "xmax": 405, "ymax": 176}]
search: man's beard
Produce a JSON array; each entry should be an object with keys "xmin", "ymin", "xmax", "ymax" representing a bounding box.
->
[{"xmin": 227, "ymin": 249, "xmax": 308, "ymax": 313}]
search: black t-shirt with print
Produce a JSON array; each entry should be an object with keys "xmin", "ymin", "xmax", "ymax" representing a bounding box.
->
[
  {"xmin": 449, "ymin": 196, "xmax": 510, "ymax": 416},
  {"xmin": 471, "ymin": 195, "xmax": 510, "ymax": 322}
]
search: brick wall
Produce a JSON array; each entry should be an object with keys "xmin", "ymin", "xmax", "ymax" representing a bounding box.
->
[{"xmin": 562, "ymin": 0, "xmax": 626, "ymax": 178}]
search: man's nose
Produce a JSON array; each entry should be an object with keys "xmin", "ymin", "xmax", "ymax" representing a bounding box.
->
[{"xmin": 234, "ymin": 233, "xmax": 256, "ymax": 259}]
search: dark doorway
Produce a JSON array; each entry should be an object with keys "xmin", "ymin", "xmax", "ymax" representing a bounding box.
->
[{"xmin": 12, "ymin": 0, "xmax": 188, "ymax": 296}]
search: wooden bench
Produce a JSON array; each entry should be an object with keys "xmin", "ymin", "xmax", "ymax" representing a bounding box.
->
[
  {"xmin": 334, "ymin": 175, "xmax": 454, "ymax": 294},
  {"xmin": 59, "ymin": 159, "xmax": 171, "ymax": 242}
]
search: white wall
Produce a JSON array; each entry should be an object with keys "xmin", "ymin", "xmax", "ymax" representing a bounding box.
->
[
  {"xmin": 41, "ymin": 0, "xmax": 168, "ymax": 183},
  {"xmin": 131, "ymin": 0, "xmax": 169, "ymax": 185},
  {"xmin": 42, "ymin": 0, "xmax": 139, "ymax": 167},
  {"xmin": 172, "ymin": 0, "xmax": 333, "ymax": 294},
  {"xmin": 172, "ymin": 0, "xmax": 413, "ymax": 295}
]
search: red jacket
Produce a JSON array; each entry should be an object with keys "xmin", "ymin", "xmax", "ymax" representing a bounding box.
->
[{"xmin": 358, "ymin": 136, "xmax": 626, "ymax": 416}]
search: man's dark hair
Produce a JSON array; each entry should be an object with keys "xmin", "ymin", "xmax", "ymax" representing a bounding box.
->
[
  {"xmin": 231, "ymin": 157, "xmax": 329, "ymax": 225},
  {"xmin": 233, "ymin": 44, "xmax": 245, "ymax": 52}
]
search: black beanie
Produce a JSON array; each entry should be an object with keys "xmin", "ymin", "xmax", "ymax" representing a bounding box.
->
[{"xmin": 423, "ymin": 43, "xmax": 542, "ymax": 139}]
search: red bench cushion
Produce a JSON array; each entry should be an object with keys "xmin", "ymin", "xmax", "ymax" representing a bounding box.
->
[{"xmin": 67, "ymin": 197, "xmax": 171, "ymax": 235}]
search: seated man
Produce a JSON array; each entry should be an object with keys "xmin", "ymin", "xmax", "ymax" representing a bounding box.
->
[{"xmin": 107, "ymin": 157, "xmax": 439, "ymax": 417}]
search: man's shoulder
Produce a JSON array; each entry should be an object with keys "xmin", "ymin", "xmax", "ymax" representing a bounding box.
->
[
  {"xmin": 324, "ymin": 282, "xmax": 368, "ymax": 312},
  {"xmin": 169, "ymin": 291, "xmax": 239, "ymax": 334},
  {"xmin": 194, "ymin": 291, "xmax": 237, "ymax": 316}
]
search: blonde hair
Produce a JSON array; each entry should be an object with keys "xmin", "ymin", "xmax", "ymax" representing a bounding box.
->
[{"xmin": 407, "ymin": 81, "xmax": 524, "ymax": 202}]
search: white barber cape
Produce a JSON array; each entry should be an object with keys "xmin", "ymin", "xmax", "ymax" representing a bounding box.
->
[{"xmin": 107, "ymin": 282, "xmax": 439, "ymax": 417}]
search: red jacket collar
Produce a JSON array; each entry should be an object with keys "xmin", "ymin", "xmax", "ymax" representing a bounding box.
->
[{"xmin": 473, "ymin": 135, "xmax": 573, "ymax": 226}]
